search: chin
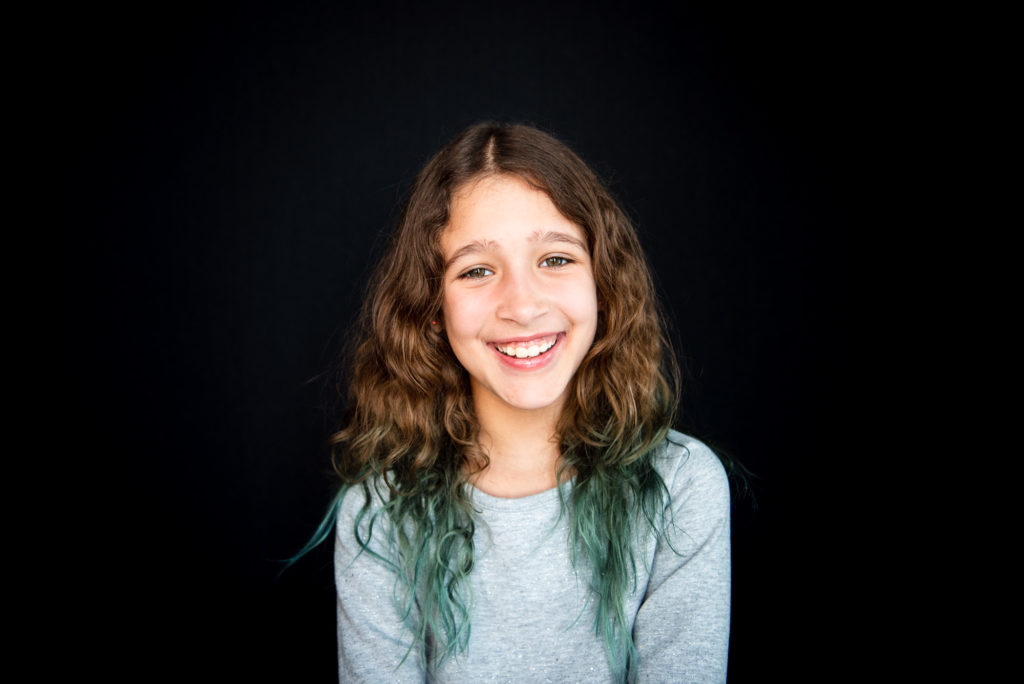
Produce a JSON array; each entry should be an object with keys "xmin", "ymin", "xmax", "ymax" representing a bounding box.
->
[{"xmin": 493, "ymin": 384, "xmax": 572, "ymax": 413}]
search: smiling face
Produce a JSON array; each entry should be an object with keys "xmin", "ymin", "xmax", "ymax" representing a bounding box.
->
[{"xmin": 441, "ymin": 174, "xmax": 599, "ymax": 420}]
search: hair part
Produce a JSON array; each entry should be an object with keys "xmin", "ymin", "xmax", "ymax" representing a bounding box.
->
[{"xmin": 329, "ymin": 122, "xmax": 680, "ymax": 677}]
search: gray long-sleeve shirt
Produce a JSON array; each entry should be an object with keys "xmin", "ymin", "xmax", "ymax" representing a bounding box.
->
[{"xmin": 335, "ymin": 430, "xmax": 731, "ymax": 682}]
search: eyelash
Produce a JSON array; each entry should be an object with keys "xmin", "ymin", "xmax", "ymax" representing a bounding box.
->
[
  {"xmin": 457, "ymin": 256, "xmax": 574, "ymax": 279},
  {"xmin": 458, "ymin": 267, "xmax": 494, "ymax": 279},
  {"xmin": 541, "ymin": 256, "xmax": 572, "ymax": 268}
]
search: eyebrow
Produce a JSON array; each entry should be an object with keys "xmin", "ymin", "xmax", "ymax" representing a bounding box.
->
[
  {"xmin": 530, "ymin": 230, "xmax": 588, "ymax": 252},
  {"xmin": 444, "ymin": 239, "xmax": 498, "ymax": 271},
  {"xmin": 444, "ymin": 230, "xmax": 588, "ymax": 271}
]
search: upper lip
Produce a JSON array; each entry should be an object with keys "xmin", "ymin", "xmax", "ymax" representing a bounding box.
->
[{"xmin": 488, "ymin": 332, "xmax": 562, "ymax": 345}]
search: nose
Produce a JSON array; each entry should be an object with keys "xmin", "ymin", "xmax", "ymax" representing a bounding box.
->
[{"xmin": 496, "ymin": 268, "xmax": 547, "ymax": 325}]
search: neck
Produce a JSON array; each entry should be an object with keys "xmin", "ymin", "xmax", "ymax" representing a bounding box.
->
[{"xmin": 469, "ymin": 392, "xmax": 566, "ymax": 499}]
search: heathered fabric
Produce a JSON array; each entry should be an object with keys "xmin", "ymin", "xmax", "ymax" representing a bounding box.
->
[{"xmin": 334, "ymin": 430, "xmax": 730, "ymax": 683}]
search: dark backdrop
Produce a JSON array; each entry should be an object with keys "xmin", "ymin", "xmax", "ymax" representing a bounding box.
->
[{"xmin": 59, "ymin": 1, "xmax": 880, "ymax": 680}]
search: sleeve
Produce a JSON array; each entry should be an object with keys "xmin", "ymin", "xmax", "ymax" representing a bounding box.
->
[
  {"xmin": 334, "ymin": 486, "xmax": 427, "ymax": 683},
  {"xmin": 633, "ymin": 438, "xmax": 731, "ymax": 683}
]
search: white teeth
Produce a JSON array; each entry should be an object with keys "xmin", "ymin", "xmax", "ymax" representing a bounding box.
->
[{"xmin": 496, "ymin": 337, "xmax": 557, "ymax": 358}]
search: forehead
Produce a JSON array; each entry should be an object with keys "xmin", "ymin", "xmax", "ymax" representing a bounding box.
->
[{"xmin": 442, "ymin": 175, "xmax": 585, "ymax": 252}]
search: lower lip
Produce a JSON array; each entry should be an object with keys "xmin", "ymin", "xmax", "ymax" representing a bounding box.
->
[{"xmin": 491, "ymin": 334, "xmax": 562, "ymax": 370}]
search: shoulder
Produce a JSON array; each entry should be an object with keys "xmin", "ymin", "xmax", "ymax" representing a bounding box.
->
[
  {"xmin": 653, "ymin": 430, "xmax": 730, "ymax": 511},
  {"xmin": 334, "ymin": 479, "xmax": 390, "ymax": 540},
  {"xmin": 334, "ymin": 478, "xmax": 399, "ymax": 566},
  {"xmin": 336, "ymin": 481, "xmax": 373, "ymax": 519}
]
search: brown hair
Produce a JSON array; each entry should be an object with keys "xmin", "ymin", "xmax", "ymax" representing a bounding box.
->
[{"xmin": 331, "ymin": 121, "xmax": 676, "ymax": 485}]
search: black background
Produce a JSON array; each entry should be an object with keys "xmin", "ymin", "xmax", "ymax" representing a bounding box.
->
[{"xmin": 59, "ymin": 1, "xmax": 888, "ymax": 680}]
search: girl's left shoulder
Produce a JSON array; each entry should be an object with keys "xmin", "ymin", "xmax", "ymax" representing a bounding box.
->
[{"xmin": 654, "ymin": 430, "xmax": 731, "ymax": 505}]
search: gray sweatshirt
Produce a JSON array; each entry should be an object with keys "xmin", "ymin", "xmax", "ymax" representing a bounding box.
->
[{"xmin": 334, "ymin": 430, "xmax": 730, "ymax": 683}]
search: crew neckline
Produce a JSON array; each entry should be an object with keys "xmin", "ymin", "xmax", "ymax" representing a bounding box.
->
[{"xmin": 467, "ymin": 481, "xmax": 572, "ymax": 512}]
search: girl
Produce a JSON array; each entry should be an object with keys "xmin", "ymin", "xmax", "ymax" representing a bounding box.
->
[{"xmin": 311, "ymin": 122, "xmax": 730, "ymax": 682}]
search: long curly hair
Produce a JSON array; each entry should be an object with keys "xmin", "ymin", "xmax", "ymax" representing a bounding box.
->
[{"xmin": 324, "ymin": 122, "xmax": 679, "ymax": 677}]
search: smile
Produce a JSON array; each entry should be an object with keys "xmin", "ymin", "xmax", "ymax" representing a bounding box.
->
[
  {"xmin": 493, "ymin": 335, "xmax": 558, "ymax": 359},
  {"xmin": 489, "ymin": 333, "xmax": 563, "ymax": 370}
]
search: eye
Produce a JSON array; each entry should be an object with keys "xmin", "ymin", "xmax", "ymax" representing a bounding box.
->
[
  {"xmin": 540, "ymin": 256, "xmax": 572, "ymax": 268},
  {"xmin": 458, "ymin": 266, "xmax": 494, "ymax": 279}
]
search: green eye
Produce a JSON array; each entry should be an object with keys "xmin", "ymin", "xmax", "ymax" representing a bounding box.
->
[
  {"xmin": 541, "ymin": 256, "xmax": 570, "ymax": 268},
  {"xmin": 460, "ymin": 267, "xmax": 493, "ymax": 279}
]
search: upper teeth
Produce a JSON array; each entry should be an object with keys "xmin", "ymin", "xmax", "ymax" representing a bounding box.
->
[{"xmin": 496, "ymin": 336, "xmax": 557, "ymax": 358}]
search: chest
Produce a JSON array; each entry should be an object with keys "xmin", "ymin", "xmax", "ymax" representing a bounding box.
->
[{"xmin": 431, "ymin": 502, "xmax": 654, "ymax": 683}]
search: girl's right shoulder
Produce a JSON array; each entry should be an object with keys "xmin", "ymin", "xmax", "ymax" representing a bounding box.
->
[
  {"xmin": 333, "ymin": 478, "xmax": 398, "ymax": 562},
  {"xmin": 335, "ymin": 479, "xmax": 390, "ymax": 532}
]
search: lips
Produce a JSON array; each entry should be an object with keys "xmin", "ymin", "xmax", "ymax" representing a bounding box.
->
[
  {"xmin": 489, "ymin": 333, "xmax": 562, "ymax": 369},
  {"xmin": 493, "ymin": 334, "xmax": 558, "ymax": 358}
]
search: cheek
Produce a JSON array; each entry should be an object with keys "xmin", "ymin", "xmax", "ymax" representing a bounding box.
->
[
  {"xmin": 442, "ymin": 289, "xmax": 483, "ymax": 343},
  {"xmin": 567, "ymin": 279, "xmax": 599, "ymax": 327}
]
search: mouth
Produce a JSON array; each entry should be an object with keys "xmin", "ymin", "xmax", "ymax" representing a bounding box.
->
[
  {"xmin": 492, "ymin": 334, "xmax": 559, "ymax": 359},
  {"xmin": 489, "ymin": 333, "xmax": 562, "ymax": 368}
]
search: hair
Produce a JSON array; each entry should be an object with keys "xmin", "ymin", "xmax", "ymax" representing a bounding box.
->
[{"xmin": 307, "ymin": 122, "xmax": 680, "ymax": 678}]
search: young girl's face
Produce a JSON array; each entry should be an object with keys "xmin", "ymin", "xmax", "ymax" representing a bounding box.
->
[{"xmin": 440, "ymin": 174, "xmax": 598, "ymax": 418}]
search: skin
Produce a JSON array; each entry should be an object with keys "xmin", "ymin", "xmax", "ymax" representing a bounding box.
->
[{"xmin": 441, "ymin": 174, "xmax": 598, "ymax": 497}]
